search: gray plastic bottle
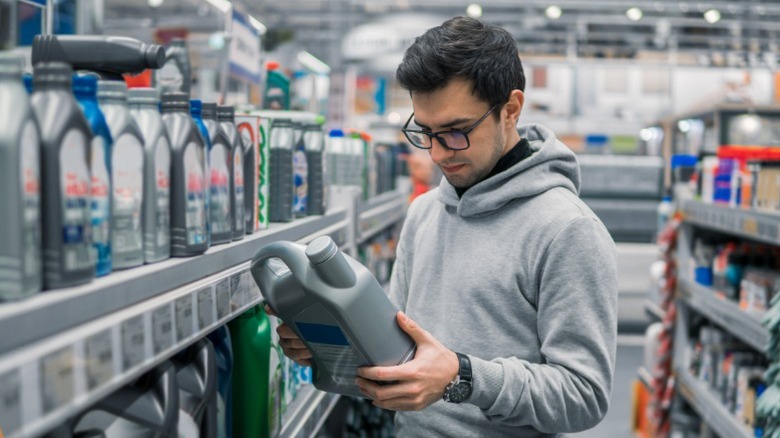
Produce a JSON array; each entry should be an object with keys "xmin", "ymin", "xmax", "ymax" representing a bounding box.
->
[
  {"xmin": 156, "ymin": 38, "xmax": 191, "ymax": 95},
  {"xmin": 218, "ymin": 106, "xmax": 245, "ymax": 240},
  {"xmin": 172, "ymin": 338, "xmax": 218, "ymax": 437},
  {"xmin": 251, "ymin": 236, "xmax": 416, "ymax": 398},
  {"xmin": 240, "ymin": 120, "xmax": 256, "ymax": 234},
  {"xmin": 128, "ymin": 88, "xmax": 171, "ymax": 264},
  {"xmin": 269, "ymin": 118, "xmax": 295, "ymax": 222},
  {"xmin": 31, "ymin": 62, "xmax": 95, "ymax": 289},
  {"xmin": 161, "ymin": 93, "xmax": 208, "ymax": 256},
  {"xmin": 0, "ymin": 54, "xmax": 42, "ymax": 299},
  {"xmin": 304, "ymin": 124, "xmax": 326, "ymax": 216},
  {"xmin": 202, "ymin": 103, "xmax": 232, "ymax": 245},
  {"xmin": 98, "ymin": 81, "xmax": 145, "ymax": 269}
]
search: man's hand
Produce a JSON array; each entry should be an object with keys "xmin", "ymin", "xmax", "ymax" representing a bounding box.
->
[
  {"xmin": 264, "ymin": 304, "xmax": 312, "ymax": 367},
  {"xmin": 355, "ymin": 311, "xmax": 459, "ymax": 411}
]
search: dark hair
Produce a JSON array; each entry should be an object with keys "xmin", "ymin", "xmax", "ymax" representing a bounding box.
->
[{"xmin": 396, "ymin": 16, "xmax": 525, "ymax": 114}]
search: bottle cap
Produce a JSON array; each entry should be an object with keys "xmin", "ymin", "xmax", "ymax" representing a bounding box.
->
[
  {"xmin": 161, "ymin": 92, "xmax": 190, "ymax": 111},
  {"xmin": 97, "ymin": 80, "xmax": 128, "ymax": 100},
  {"xmin": 306, "ymin": 236, "xmax": 338, "ymax": 265},
  {"xmin": 32, "ymin": 62, "xmax": 72, "ymax": 89},
  {"xmin": 201, "ymin": 102, "xmax": 217, "ymax": 119},
  {"xmin": 128, "ymin": 87, "xmax": 160, "ymax": 105}
]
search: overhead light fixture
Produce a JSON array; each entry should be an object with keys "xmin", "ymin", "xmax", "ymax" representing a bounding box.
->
[
  {"xmin": 204, "ymin": 0, "xmax": 231, "ymax": 14},
  {"xmin": 297, "ymin": 51, "xmax": 331, "ymax": 74},
  {"xmin": 678, "ymin": 120, "xmax": 691, "ymax": 133},
  {"xmin": 248, "ymin": 16, "xmax": 267, "ymax": 35},
  {"xmin": 704, "ymin": 9, "xmax": 721, "ymax": 24},
  {"xmin": 679, "ymin": 3, "xmax": 690, "ymax": 13},
  {"xmin": 387, "ymin": 112, "xmax": 402, "ymax": 124},
  {"xmin": 546, "ymin": 5, "xmax": 562, "ymax": 20},
  {"xmin": 626, "ymin": 7, "xmax": 643, "ymax": 21},
  {"xmin": 466, "ymin": 3, "xmax": 482, "ymax": 18},
  {"xmin": 148, "ymin": 0, "xmax": 164, "ymax": 8}
]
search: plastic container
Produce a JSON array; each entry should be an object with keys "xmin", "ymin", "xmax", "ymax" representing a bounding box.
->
[
  {"xmin": 202, "ymin": 103, "xmax": 232, "ymax": 245},
  {"xmin": 292, "ymin": 122, "xmax": 308, "ymax": 217},
  {"xmin": 172, "ymin": 338, "xmax": 217, "ymax": 436},
  {"xmin": 74, "ymin": 75, "xmax": 113, "ymax": 277},
  {"xmin": 98, "ymin": 80, "xmax": 145, "ymax": 269},
  {"xmin": 0, "ymin": 54, "xmax": 42, "ymax": 299},
  {"xmin": 31, "ymin": 62, "xmax": 95, "ymax": 289},
  {"xmin": 191, "ymin": 100, "xmax": 212, "ymax": 246},
  {"xmin": 327, "ymin": 129, "xmax": 346, "ymax": 185},
  {"xmin": 304, "ymin": 124, "xmax": 326, "ymax": 215},
  {"xmin": 250, "ymin": 236, "xmax": 416, "ymax": 397},
  {"xmin": 269, "ymin": 118, "xmax": 295, "ymax": 222},
  {"xmin": 161, "ymin": 93, "xmax": 208, "ymax": 256},
  {"xmin": 128, "ymin": 88, "xmax": 171, "ymax": 264},
  {"xmin": 236, "ymin": 116, "xmax": 260, "ymax": 233},
  {"xmin": 156, "ymin": 38, "xmax": 191, "ymax": 95},
  {"xmin": 218, "ymin": 105, "xmax": 245, "ymax": 240},
  {"xmin": 228, "ymin": 305, "xmax": 272, "ymax": 438},
  {"xmin": 263, "ymin": 61, "xmax": 290, "ymax": 110},
  {"xmin": 32, "ymin": 35, "xmax": 165, "ymax": 81},
  {"xmin": 207, "ymin": 326, "xmax": 234, "ymax": 438}
]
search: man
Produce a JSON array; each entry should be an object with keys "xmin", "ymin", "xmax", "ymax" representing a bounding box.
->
[{"xmin": 274, "ymin": 16, "xmax": 618, "ymax": 437}]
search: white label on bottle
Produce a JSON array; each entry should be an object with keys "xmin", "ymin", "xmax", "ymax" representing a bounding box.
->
[
  {"xmin": 90, "ymin": 136, "xmax": 110, "ymax": 249},
  {"xmin": 234, "ymin": 148, "xmax": 244, "ymax": 231},
  {"xmin": 0, "ymin": 368, "xmax": 21, "ymax": 434},
  {"xmin": 84, "ymin": 329, "xmax": 113, "ymax": 390},
  {"xmin": 197, "ymin": 287, "xmax": 214, "ymax": 329},
  {"xmin": 112, "ymin": 134, "xmax": 144, "ymax": 255},
  {"xmin": 152, "ymin": 304, "xmax": 174, "ymax": 354},
  {"xmin": 59, "ymin": 129, "xmax": 92, "ymax": 272},
  {"xmin": 40, "ymin": 345, "xmax": 75, "ymax": 413},
  {"xmin": 155, "ymin": 138, "xmax": 171, "ymax": 248},
  {"xmin": 121, "ymin": 315, "xmax": 145, "ymax": 371},
  {"xmin": 184, "ymin": 142, "xmax": 206, "ymax": 245},
  {"xmin": 209, "ymin": 144, "xmax": 231, "ymax": 233},
  {"xmin": 21, "ymin": 121, "xmax": 41, "ymax": 280},
  {"xmin": 175, "ymin": 295, "xmax": 194, "ymax": 341},
  {"xmin": 215, "ymin": 278, "xmax": 230, "ymax": 320}
]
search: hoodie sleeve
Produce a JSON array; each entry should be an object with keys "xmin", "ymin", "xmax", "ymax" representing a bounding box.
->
[{"xmin": 467, "ymin": 216, "xmax": 618, "ymax": 433}]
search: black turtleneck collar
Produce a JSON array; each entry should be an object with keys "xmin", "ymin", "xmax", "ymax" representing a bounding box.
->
[{"xmin": 454, "ymin": 138, "xmax": 532, "ymax": 198}]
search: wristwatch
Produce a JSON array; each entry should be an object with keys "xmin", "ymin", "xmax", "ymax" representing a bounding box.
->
[{"xmin": 443, "ymin": 352, "xmax": 472, "ymax": 403}]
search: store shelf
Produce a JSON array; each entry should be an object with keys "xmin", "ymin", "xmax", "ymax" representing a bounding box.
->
[
  {"xmin": 677, "ymin": 278, "xmax": 768, "ymax": 352},
  {"xmin": 358, "ymin": 191, "xmax": 407, "ymax": 245},
  {"xmin": 0, "ymin": 211, "xmax": 346, "ymax": 355},
  {"xmin": 644, "ymin": 300, "xmax": 666, "ymax": 322},
  {"xmin": 683, "ymin": 200, "xmax": 780, "ymax": 246},
  {"xmin": 280, "ymin": 385, "xmax": 340, "ymax": 438},
  {"xmin": 676, "ymin": 368, "xmax": 753, "ymax": 438},
  {"xmin": 638, "ymin": 366, "xmax": 654, "ymax": 392}
]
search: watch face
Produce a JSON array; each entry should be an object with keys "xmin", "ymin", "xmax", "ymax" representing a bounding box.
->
[{"xmin": 448, "ymin": 381, "xmax": 472, "ymax": 403}]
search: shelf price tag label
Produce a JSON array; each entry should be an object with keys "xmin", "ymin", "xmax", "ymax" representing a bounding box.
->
[
  {"xmin": 230, "ymin": 272, "xmax": 244, "ymax": 311},
  {"xmin": 175, "ymin": 295, "xmax": 194, "ymax": 341},
  {"xmin": 197, "ymin": 287, "xmax": 214, "ymax": 329},
  {"xmin": 743, "ymin": 218, "xmax": 758, "ymax": 236},
  {"xmin": 216, "ymin": 278, "xmax": 230, "ymax": 321},
  {"xmin": 245, "ymin": 271, "xmax": 261, "ymax": 303},
  {"xmin": 84, "ymin": 330, "xmax": 113, "ymax": 391},
  {"xmin": 152, "ymin": 304, "xmax": 174, "ymax": 355},
  {"xmin": 121, "ymin": 316, "xmax": 146, "ymax": 372},
  {"xmin": 0, "ymin": 368, "xmax": 21, "ymax": 435},
  {"xmin": 40, "ymin": 345, "xmax": 75, "ymax": 413}
]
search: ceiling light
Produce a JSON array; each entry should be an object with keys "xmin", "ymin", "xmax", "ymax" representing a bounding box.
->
[
  {"xmin": 387, "ymin": 112, "xmax": 401, "ymax": 124},
  {"xmin": 204, "ymin": 0, "xmax": 231, "ymax": 14},
  {"xmin": 679, "ymin": 3, "xmax": 690, "ymax": 13},
  {"xmin": 148, "ymin": 0, "xmax": 163, "ymax": 7},
  {"xmin": 248, "ymin": 16, "xmax": 267, "ymax": 35},
  {"xmin": 626, "ymin": 7, "xmax": 643, "ymax": 21},
  {"xmin": 546, "ymin": 5, "xmax": 562, "ymax": 20},
  {"xmin": 466, "ymin": 4, "xmax": 482, "ymax": 18},
  {"xmin": 704, "ymin": 9, "xmax": 721, "ymax": 24}
]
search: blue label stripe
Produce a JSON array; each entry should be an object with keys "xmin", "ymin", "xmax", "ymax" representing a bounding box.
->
[{"xmin": 295, "ymin": 322, "xmax": 350, "ymax": 346}]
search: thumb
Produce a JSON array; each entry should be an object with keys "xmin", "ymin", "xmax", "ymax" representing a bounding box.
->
[{"xmin": 397, "ymin": 311, "xmax": 430, "ymax": 344}]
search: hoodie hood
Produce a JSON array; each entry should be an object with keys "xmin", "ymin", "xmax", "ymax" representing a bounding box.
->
[{"xmin": 437, "ymin": 123, "xmax": 580, "ymax": 218}]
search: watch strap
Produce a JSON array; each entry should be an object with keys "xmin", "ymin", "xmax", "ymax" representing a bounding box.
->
[{"xmin": 456, "ymin": 352, "xmax": 472, "ymax": 381}]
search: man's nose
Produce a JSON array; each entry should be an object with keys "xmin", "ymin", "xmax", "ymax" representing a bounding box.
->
[{"xmin": 428, "ymin": 136, "xmax": 454, "ymax": 164}]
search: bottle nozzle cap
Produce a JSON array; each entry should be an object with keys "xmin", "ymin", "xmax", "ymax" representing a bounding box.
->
[
  {"xmin": 306, "ymin": 236, "xmax": 338, "ymax": 265},
  {"xmin": 145, "ymin": 45, "xmax": 166, "ymax": 69}
]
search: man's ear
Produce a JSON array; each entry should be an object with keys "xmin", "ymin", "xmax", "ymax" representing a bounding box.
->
[{"xmin": 504, "ymin": 90, "xmax": 524, "ymax": 126}]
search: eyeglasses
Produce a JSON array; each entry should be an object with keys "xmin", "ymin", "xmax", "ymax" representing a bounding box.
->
[{"xmin": 401, "ymin": 104, "xmax": 498, "ymax": 151}]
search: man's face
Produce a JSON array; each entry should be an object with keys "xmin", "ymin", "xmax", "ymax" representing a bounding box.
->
[{"xmin": 410, "ymin": 77, "xmax": 507, "ymax": 189}]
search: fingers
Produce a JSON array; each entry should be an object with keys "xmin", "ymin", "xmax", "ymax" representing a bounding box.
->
[
  {"xmin": 264, "ymin": 304, "xmax": 277, "ymax": 317},
  {"xmin": 356, "ymin": 363, "xmax": 414, "ymax": 382},
  {"xmin": 355, "ymin": 378, "xmax": 430, "ymax": 412},
  {"xmin": 275, "ymin": 322, "xmax": 313, "ymax": 365}
]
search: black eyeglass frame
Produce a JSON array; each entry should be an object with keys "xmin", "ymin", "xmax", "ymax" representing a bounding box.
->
[{"xmin": 401, "ymin": 103, "xmax": 499, "ymax": 151}]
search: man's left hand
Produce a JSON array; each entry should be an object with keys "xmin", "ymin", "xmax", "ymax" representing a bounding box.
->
[{"xmin": 355, "ymin": 311, "xmax": 459, "ymax": 411}]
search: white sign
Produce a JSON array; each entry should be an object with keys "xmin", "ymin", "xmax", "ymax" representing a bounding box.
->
[
  {"xmin": 341, "ymin": 14, "xmax": 441, "ymax": 61},
  {"xmin": 230, "ymin": 11, "xmax": 262, "ymax": 83}
]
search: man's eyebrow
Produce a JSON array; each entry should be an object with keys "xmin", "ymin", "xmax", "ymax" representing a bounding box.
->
[{"xmin": 413, "ymin": 117, "xmax": 472, "ymax": 130}]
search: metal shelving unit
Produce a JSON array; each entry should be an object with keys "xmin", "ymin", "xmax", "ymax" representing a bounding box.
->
[
  {"xmin": 358, "ymin": 191, "xmax": 407, "ymax": 245},
  {"xmin": 638, "ymin": 366, "xmax": 654, "ymax": 392},
  {"xmin": 683, "ymin": 200, "xmax": 780, "ymax": 246},
  {"xmin": 643, "ymin": 299, "xmax": 666, "ymax": 323},
  {"xmin": 280, "ymin": 385, "xmax": 340, "ymax": 438},
  {"xmin": 676, "ymin": 368, "xmax": 753, "ymax": 438}
]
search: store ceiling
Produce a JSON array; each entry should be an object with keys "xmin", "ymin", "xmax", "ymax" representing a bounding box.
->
[{"xmin": 105, "ymin": 0, "xmax": 780, "ymax": 69}]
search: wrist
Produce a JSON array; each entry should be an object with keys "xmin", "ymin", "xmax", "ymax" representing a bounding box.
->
[{"xmin": 443, "ymin": 352, "xmax": 473, "ymax": 403}]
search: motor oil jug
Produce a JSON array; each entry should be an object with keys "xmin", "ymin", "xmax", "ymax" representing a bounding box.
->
[
  {"xmin": 0, "ymin": 54, "xmax": 42, "ymax": 299},
  {"xmin": 98, "ymin": 80, "xmax": 144, "ymax": 269},
  {"xmin": 171, "ymin": 338, "xmax": 217, "ymax": 437},
  {"xmin": 190, "ymin": 100, "xmax": 212, "ymax": 247},
  {"xmin": 250, "ymin": 236, "xmax": 416, "ymax": 398},
  {"xmin": 228, "ymin": 305, "xmax": 271, "ymax": 438},
  {"xmin": 206, "ymin": 326, "xmax": 233, "ymax": 438},
  {"xmin": 32, "ymin": 35, "xmax": 165, "ymax": 81},
  {"xmin": 161, "ymin": 93, "xmax": 207, "ymax": 257},
  {"xmin": 128, "ymin": 88, "xmax": 171, "ymax": 264},
  {"xmin": 269, "ymin": 118, "xmax": 294, "ymax": 223},
  {"xmin": 303, "ymin": 123, "xmax": 326, "ymax": 216},
  {"xmin": 218, "ymin": 106, "xmax": 245, "ymax": 240},
  {"xmin": 263, "ymin": 61, "xmax": 290, "ymax": 110},
  {"xmin": 326, "ymin": 129, "xmax": 346, "ymax": 185},
  {"xmin": 31, "ymin": 62, "xmax": 95, "ymax": 289},
  {"xmin": 156, "ymin": 38, "xmax": 191, "ymax": 95},
  {"xmin": 292, "ymin": 122, "xmax": 308, "ymax": 218},
  {"xmin": 235, "ymin": 116, "xmax": 259, "ymax": 233},
  {"xmin": 202, "ymin": 103, "xmax": 232, "ymax": 245},
  {"xmin": 74, "ymin": 75, "xmax": 113, "ymax": 277}
]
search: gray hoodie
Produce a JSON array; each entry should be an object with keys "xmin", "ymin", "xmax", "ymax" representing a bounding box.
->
[{"xmin": 389, "ymin": 124, "xmax": 618, "ymax": 437}]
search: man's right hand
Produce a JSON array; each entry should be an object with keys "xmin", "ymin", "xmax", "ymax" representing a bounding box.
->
[{"xmin": 264, "ymin": 304, "xmax": 313, "ymax": 367}]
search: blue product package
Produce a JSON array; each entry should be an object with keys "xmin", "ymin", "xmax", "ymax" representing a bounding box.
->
[{"xmin": 191, "ymin": 99, "xmax": 212, "ymax": 246}]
